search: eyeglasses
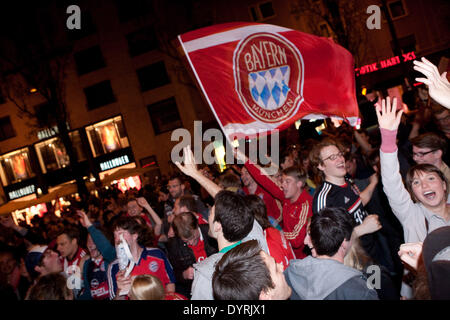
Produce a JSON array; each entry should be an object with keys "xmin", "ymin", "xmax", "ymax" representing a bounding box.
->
[
  {"xmin": 321, "ymin": 152, "xmax": 344, "ymax": 162},
  {"xmin": 412, "ymin": 150, "xmax": 436, "ymax": 158}
]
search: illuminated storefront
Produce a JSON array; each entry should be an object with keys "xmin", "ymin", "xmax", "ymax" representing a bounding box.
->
[{"xmin": 85, "ymin": 116, "xmax": 129, "ymax": 158}]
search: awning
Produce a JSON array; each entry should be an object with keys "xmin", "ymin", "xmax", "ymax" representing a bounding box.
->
[{"xmin": 101, "ymin": 165, "xmax": 160, "ymax": 185}]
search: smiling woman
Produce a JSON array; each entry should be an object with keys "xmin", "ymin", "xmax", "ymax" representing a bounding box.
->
[{"xmin": 377, "ymin": 97, "xmax": 450, "ymax": 245}]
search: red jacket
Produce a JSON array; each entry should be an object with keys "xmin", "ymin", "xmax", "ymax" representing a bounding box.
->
[
  {"xmin": 265, "ymin": 227, "xmax": 295, "ymax": 270},
  {"xmin": 245, "ymin": 161, "xmax": 312, "ymax": 259}
]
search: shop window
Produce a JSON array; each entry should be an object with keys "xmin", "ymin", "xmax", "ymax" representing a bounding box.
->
[
  {"xmin": 147, "ymin": 97, "xmax": 183, "ymax": 135},
  {"xmin": 136, "ymin": 61, "xmax": 171, "ymax": 92},
  {"xmin": 34, "ymin": 131, "xmax": 85, "ymax": 174},
  {"xmin": 0, "ymin": 148, "xmax": 35, "ymax": 186},
  {"xmin": 74, "ymin": 46, "xmax": 106, "ymax": 76},
  {"xmin": 84, "ymin": 80, "xmax": 116, "ymax": 110},
  {"xmin": 85, "ymin": 116, "xmax": 130, "ymax": 158},
  {"xmin": 249, "ymin": 1, "xmax": 276, "ymax": 21},
  {"xmin": 0, "ymin": 116, "xmax": 16, "ymax": 141},
  {"xmin": 126, "ymin": 26, "xmax": 158, "ymax": 57}
]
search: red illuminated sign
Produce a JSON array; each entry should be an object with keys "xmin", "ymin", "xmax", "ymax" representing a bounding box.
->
[{"xmin": 355, "ymin": 51, "xmax": 416, "ymax": 76}]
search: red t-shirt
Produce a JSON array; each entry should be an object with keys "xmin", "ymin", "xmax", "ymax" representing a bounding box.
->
[{"xmin": 188, "ymin": 229, "xmax": 207, "ymax": 262}]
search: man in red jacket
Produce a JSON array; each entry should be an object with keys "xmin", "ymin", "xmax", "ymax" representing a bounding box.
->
[{"xmin": 238, "ymin": 150, "xmax": 312, "ymax": 259}]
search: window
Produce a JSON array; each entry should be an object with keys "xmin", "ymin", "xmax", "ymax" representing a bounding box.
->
[
  {"xmin": 0, "ymin": 148, "xmax": 34, "ymax": 186},
  {"xmin": 84, "ymin": 80, "xmax": 116, "ymax": 110},
  {"xmin": 126, "ymin": 26, "xmax": 158, "ymax": 57},
  {"xmin": 249, "ymin": 1, "xmax": 276, "ymax": 21},
  {"xmin": 387, "ymin": 0, "xmax": 407, "ymax": 19},
  {"xmin": 74, "ymin": 46, "xmax": 106, "ymax": 76},
  {"xmin": 147, "ymin": 97, "xmax": 183, "ymax": 135},
  {"xmin": 34, "ymin": 131, "xmax": 85, "ymax": 174},
  {"xmin": 0, "ymin": 116, "xmax": 16, "ymax": 141},
  {"xmin": 66, "ymin": 11, "xmax": 96, "ymax": 41},
  {"xmin": 136, "ymin": 61, "xmax": 170, "ymax": 92},
  {"xmin": 85, "ymin": 116, "xmax": 130, "ymax": 157}
]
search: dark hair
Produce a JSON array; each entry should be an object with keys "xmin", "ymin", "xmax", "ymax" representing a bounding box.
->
[
  {"xmin": 169, "ymin": 174, "xmax": 184, "ymax": 184},
  {"xmin": 27, "ymin": 273, "xmax": 72, "ymax": 300},
  {"xmin": 282, "ymin": 165, "xmax": 307, "ymax": 185},
  {"xmin": 56, "ymin": 226, "xmax": 80, "ymax": 243},
  {"xmin": 178, "ymin": 195, "xmax": 197, "ymax": 212},
  {"xmin": 245, "ymin": 194, "xmax": 271, "ymax": 230},
  {"xmin": 113, "ymin": 216, "xmax": 154, "ymax": 247},
  {"xmin": 212, "ymin": 240, "xmax": 273, "ymax": 300},
  {"xmin": 218, "ymin": 173, "xmax": 242, "ymax": 189},
  {"xmin": 405, "ymin": 164, "xmax": 449, "ymax": 203},
  {"xmin": 310, "ymin": 207, "xmax": 355, "ymax": 256},
  {"xmin": 213, "ymin": 190, "xmax": 254, "ymax": 242},
  {"xmin": 172, "ymin": 212, "xmax": 198, "ymax": 239},
  {"xmin": 309, "ymin": 138, "xmax": 345, "ymax": 183},
  {"xmin": 411, "ymin": 133, "xmax": 447, "ymax": 155}
]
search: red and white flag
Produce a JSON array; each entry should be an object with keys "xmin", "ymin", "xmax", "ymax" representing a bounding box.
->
[{"xmin": 178, "ymin": 22, "xmax": 358, "ymax": 140}]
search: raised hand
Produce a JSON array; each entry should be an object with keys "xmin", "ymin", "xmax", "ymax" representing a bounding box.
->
[
  {"xmin": 414, "ymin": 57, "xmax": 450, "ymax": 109},
  {"xmin": 77, "ymin": 210, "xmax": 92, "ymax": 228},
  {"xmin": 136, "ymin": 197, "xmax": 150, "ymax": 208},
  {"xmin": 375, "ymin": 97, "xmax": 403, "ymax": 131},
  {"xmin": 358, "ymin": 214, "xmax": 382, "ymax": 236},
  {"xmin": 174, "ymin": 145, "xmax": 199, "ymax": 178}
]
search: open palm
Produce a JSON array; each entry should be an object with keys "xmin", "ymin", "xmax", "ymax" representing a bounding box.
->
[
  {"xmin": 375, "ymin": 97, "xmax": 403, "ymax": 131},
  {"xmin": 414, "ymin": 57, "xmax": 450, "ymax": 109}
]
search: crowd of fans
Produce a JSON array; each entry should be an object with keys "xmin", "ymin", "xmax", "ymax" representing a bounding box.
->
[{"xmin": 0, "ymin": 57, "xmax": 449, "ymax": 301}]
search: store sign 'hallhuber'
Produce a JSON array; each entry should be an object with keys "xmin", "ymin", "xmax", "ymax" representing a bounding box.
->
[
  {"xmin": 99, "ymin": 155, "xmax": 130, "ymax": 172},
  {"xmin": 9, "ymin": 185, "xmax": 36, "ymax": 200}
]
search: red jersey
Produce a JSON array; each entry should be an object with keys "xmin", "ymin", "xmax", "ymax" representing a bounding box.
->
[
  {"xmin": 188, "ymin": 228, "xmax": 207, "ymax": 262},
  {"xmin": 243, "ymin": 185, "xmax": 282, "ymax": 224},
  {"xmin": 194, "ymin": 212, "xmax": 208, "ymax": 225},
  {"xmin": 265, "ymin": 227, "xmax": 295, "ymax": 270},
  {"xmin": 245, "ymin": 161, "xmax": 313, "ymax": 259},
  {"xmin": 63, "ymin": 247, "xmax": 87, "ymax": 275}
]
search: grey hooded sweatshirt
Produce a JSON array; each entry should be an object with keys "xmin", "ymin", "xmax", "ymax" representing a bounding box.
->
[
  {"xmin": 285, "ymin": 256, "xmax": 378, "ymax": 300},
  {"xmin": 191, "ymin": 220, "xmax": 268, "ymax": 300}
]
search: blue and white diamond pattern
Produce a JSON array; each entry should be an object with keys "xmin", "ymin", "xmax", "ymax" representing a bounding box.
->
[{"xmin": 248, "ymin": 66, "xmax": 290, "ymax": 110}]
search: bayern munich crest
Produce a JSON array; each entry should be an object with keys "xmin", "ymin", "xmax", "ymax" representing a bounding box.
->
[{"xmin": 234, "ymin": 32, "xmax": 304, "ymax": 123}]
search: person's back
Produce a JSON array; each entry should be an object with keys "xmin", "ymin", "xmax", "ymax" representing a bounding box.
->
[
  {"xmin": 190, "ymin": 191, "xmax": 255, "ymax": 300},
  {"xmin": 286, "ymin": 256, "xmax": 377, "ymax": 300},
  {"xmin": 285, "ymin": 207, "xmax": 378, "ymax": 300}
]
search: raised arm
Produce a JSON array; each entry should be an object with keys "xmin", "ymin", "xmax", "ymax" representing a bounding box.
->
[
  {"xmin": 234, "ymin": 148, "xmax": 285, "ymax": 201},
  {"xmin": 175, "ymin": 145, "xmax": 222, "ymax": 198},
  {"xmin": 376, "ymin": 97, "xmax": 417, "ymax": 225},
  {"xmin": 77, "ymin": 210, "xmax": 116, "ymax": 262},
  {"xmin": 359, "ymin": 173, "xmax": 379, "ymax": 206},
  {"xmin": 136, "ymin": 197, "xmax": 163, "ymax": 236}
]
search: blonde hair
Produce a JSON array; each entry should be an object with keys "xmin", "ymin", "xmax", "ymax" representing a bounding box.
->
[
  {"xmin": 344, "ymin": 237, "xmax": 372, "ymax": 271},
  {"xmin": 128, "ymin": 275, "xmax": 165, "ymax": 300}
]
